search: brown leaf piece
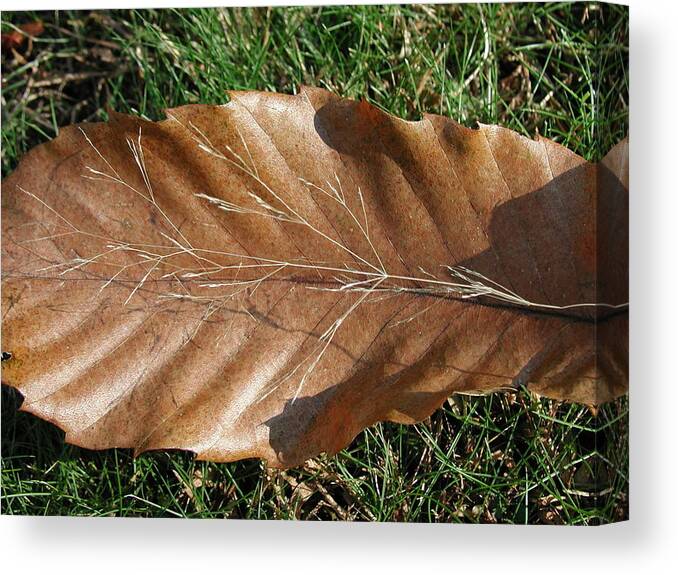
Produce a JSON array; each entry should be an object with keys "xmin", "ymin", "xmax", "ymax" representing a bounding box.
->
[
  {"xmin": 1, "ymin": 21, "xmax": 44, "ymax": 52},
  {"xmin": 1, "ymin": 87, "xmax": 628, "ymax": 467}
]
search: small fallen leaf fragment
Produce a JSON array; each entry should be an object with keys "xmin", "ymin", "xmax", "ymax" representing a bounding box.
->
[{"xmin": 1, "ymin": 21, "xmax": 44, "ymax": 51}]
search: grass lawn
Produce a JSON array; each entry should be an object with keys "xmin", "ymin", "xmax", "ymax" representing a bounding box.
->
[{"xmin": 0, "ymin": 2, "xmax": 628, "ymax": 523}]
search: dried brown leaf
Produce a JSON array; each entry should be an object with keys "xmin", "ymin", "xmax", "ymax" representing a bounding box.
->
[
  {"xmin": 1, "ymin": 21, "xmax": 44, "ymax": 51},
  {"xmin": 0, "ymin": 87, "xmax": 628, "ymax": 467}
]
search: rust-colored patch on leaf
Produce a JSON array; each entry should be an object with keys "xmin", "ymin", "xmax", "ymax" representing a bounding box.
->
[{"xmin": 1, "ymin": 87, "xmax": 628, "ymax": 467}]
